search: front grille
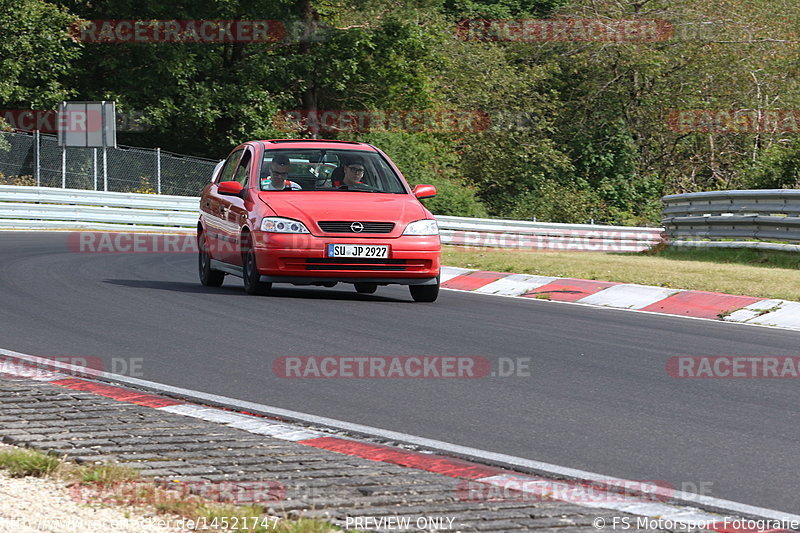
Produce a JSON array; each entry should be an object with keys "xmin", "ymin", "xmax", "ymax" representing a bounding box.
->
[
  {"xmin": 318, "ymin": 221, "xmax": 395, "ymax": 233},
  {"xmin": 305, "ymin": 258, "xmax": 408, "ymax": 271}
]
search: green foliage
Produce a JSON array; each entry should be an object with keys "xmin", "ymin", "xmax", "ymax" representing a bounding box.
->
[
  {"xmin": 743, "ymin": 139, "xmax": 800, "ymax": 189},
  {"xmin": 4, "ymin": 0, "xmax": 798, "ymax": 224},
  {"xmin": 74, "ymin": 464, "xmax": 140, "ymax": 483},
  {"xmin": 347, "ymin": 131, "xmax": 488, "ymax": 216},
  {"xmin": 433, "ymin": 35, "xmax": 573, "ymax": 218},
  {"xmin": 505, "ymin": 182, "xmax": 602, "ymax": 224},
  {"xmin": 0, "ymin": 0, "xmax": 80, "ymax": 108},
  {"xmin": 415, "ymin": 174, "xmax": 489, "ymax": 217},
  {"xmin": 0, "ymin": 448, "xmax": 61, "ymax": 477},
  {"xmin": 441, "ymin": 0, "xmax": 570, "ymax": 18}
]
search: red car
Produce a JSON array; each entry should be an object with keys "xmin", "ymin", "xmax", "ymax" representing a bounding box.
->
[{"xmin": 197, "ymin": 139, "xmax": 442, "ymax": 302}]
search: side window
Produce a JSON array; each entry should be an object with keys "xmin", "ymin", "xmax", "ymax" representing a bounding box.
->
[
  {"xmin": 233, "ymin": 150, "xmax": 252, "ymax": 186},
  {"xmin": 218, "ymin": 149, "xmax": 244, "ymax": 183}
]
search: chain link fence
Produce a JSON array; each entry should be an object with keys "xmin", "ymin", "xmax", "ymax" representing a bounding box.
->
[{"xmin": 0, "ymin": 130, "xmax": 219, "ymax": 196}]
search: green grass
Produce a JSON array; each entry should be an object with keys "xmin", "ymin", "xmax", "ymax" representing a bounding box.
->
[
  {"xmin": 443, "ymin": 245, "xmax": 800, "ymax": 300},
  {"xmin": 645, "ymin": 247, "xmax": 800, "ymax": 269},
  {"xmin": 0, "ymin": 447, "xmax": 62, "ymax": 477},
  {"xmin": 0, "ymin": 445, "xmax": 349, "ymax": 532},
  {"xmin": 71, "ymin": 463, "xmax": 141, "ymax": 484}
]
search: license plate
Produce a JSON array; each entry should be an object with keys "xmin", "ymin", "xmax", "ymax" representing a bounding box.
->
[{"xmin": 327, "ymin": 244, "xmax": 389, "ymax": 258}]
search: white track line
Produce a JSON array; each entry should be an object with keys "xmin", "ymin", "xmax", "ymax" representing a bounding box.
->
[{"xmin": 1, "ymin": 347, "xmax": 798, "ymax": 522}]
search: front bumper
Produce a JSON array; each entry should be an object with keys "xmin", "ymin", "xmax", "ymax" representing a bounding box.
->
[{"xmin": 252, "ymin": 231, "xmax": 441, "ymax": 281}]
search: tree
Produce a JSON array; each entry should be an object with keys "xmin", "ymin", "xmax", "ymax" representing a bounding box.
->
[{"xmin": 0, "ymin": 0, "xmax": 79, "ymax": 110}]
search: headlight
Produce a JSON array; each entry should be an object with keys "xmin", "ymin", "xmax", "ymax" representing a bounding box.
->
[
  {"xmin": 402, "ymin": 219, "xmax": 439, "ymax": 235},
  {"xmin": 260, "ymin": 217, "xmax": 310, "ymax": 233}
]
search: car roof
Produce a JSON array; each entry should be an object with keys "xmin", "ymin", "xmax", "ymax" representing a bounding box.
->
[{"xmin": 258, "ymin": 139, "xmax": 377, "ymax": 152}]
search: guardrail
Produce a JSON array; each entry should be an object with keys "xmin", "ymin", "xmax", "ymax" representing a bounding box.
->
[
  {"xmin": 0, "ymin": 185, "xmax": 198, "ymax": 232},
  {"xmin": 662, "ymin": 189, "xmax": 800, "ymax": 251},
  {"xmin": 0, "ymin": 185, "xmax": 665, "ymax": 251},
  {"xmin": 436, "ymin": 216, "xmax": 663, "ymax": 252}
]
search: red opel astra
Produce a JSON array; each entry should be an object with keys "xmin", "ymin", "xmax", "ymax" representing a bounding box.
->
[{"xmin": 198, "ymin": 139, "xmax": 442, "ymax": 302}]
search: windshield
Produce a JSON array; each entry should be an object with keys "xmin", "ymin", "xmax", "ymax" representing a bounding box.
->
[{"xmin": 259, "ymin": 149, "xmax": 406, "ymax": 193}]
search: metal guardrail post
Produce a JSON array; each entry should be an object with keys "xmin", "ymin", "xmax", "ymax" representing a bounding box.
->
[
  {"xmin": 33, "ymin": 130, "xmax": 40, "ymax": 187},
  {"xmin": 156, "ymin": 147, "xmax": 162, "ymax": 194},
  {"xmin": 0, "ymin": 131, "xmax": 219, "ymax": 197},
  {"xmin": 61, "ymin": 145, "xmax": 66, "ymax": 188}
]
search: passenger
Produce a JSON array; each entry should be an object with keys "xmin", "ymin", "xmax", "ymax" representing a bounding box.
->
[
  {"xmin": 261, "ymin": 154, "xmax": 301, "ymax": 190},
  {"xmin": 332, "ymin": 156, "xmax": 366, "ymax": 188}
]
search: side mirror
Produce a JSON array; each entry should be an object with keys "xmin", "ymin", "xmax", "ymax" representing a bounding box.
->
[
  {"xmin": 218, "ymin": 181, "xmax": 244, "ymax": 197},
  {"xmin": 412, "ymin": 184, "xmax": 436, "ymax": 199}
]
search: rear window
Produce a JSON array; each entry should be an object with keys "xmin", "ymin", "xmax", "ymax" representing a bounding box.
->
[{"xmin": 259, "ymin": 149, "xmax": 406, "ymax": 193}]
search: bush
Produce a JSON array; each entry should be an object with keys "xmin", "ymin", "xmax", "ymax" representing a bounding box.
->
[
  {"xmin": 503, "ymin": 181, "xmax": 603, "ymax": 223},
  {"xmin": 743, "ymin": 140, "xmax": 800, "ymax": 189},
  {"xmin": 413, "ymin": 174, "xmax": 488, "ymax": 217},
  {"xmin": 131, "ymin": 176, "xmax": 156, "ymax": 194},
  {"xmin": 0, "ymin": 173, "xmax": 35, "ymax": 186},
  {"xmin": 339, "ymin": 130, "xmax": 489, "ymax": 217}
]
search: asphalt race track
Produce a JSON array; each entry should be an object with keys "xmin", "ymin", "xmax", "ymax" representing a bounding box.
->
[{"xmin": 1, "ymin": 232, "xmax": 798, "ymax": 514}]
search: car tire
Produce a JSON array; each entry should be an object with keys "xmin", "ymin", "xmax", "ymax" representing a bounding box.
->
[
  {"xmin": 242, "ymin": 244, "xmax": 271, "ymax": 296},
  {"xmin": 354, "ymin": 283, "xmax": 377, "ymax": 294},
  {"xmin": 198, "ymin": 233, "xmax": 224, "ymax": 287},
  {"xmin": 409, "ymin": 280, "xmax": 439, "ymax": 302}
]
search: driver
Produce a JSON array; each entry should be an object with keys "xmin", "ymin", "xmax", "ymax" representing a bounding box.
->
[
  {"xmin": 261, "ymin": 154, "xmax": 302, "ymax": 190},
  {"xmin": 333, "ymin": 156, "xmax": 366, "ymax": 188}
]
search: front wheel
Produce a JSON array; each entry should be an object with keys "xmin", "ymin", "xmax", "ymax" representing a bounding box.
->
[
  {"xmin": 198, "ymin": 234, "xmax": 224, "ymax": 287},
  {"xmin": 409, "ymin": 281, "xmax": 439, "ymax": 303},
  {"xmin": 242, "ymin": 246, "xmax": 271, "ymax": 295}
]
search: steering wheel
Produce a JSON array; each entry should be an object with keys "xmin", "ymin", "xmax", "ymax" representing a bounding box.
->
[{"xmin": 339, "ymin": 183, "xmax": 378, "ymax": 191}]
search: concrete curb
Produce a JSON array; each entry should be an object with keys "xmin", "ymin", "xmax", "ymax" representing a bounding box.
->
[
  {"xmin": 441, "ymin": 267, "xmax": 800, "ymax": 332},
  {"xmin": 1, "ymin": 348, "xmax": 798, "ymax": 532}
]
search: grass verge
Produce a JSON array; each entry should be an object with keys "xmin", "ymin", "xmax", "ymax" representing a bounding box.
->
[
  {"xmin": 0, "ymin": 447, "xmax": 61, "ymax": 477},
  {"xmin": 0, "ymin": 445, "xmax": 348, "ymax": 532},
  {"xmin": 443, "ymin": 246, "xmax": 800, "ymax": 301}
]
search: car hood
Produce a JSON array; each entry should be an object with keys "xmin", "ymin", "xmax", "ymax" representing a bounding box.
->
[{"xmin": 258, "ymin": 192, "xmax": 428, "ymax": 224}]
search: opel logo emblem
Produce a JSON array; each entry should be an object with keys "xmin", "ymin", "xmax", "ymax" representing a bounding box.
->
[{"xmin": 350, "ymin": 222, "xmax": 364, "ymax": 233}]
